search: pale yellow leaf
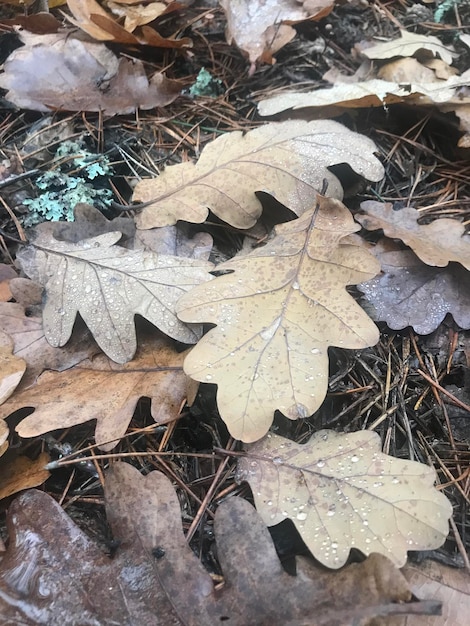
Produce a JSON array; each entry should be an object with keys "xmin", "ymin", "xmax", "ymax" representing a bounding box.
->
[
  {"xmin": 356, "ymin": 201, "xmax": 470, "ymax": 270},
  {"xmin": 133, "ymin": 120, "xmax": 384, "ymax": 230},
  {"xmin": 363, "ymin": 30, "xmax": 455, "ymax": 66},
  {"xmin": 237, "ymin": 431, "xmax": 452, "ymax": 569},
  {"xmin": 107, "ymin": 1, "xmax": 167, "ymax": 31},
  {"xmin": 177, "ymin": 196, "xmax": 380, "ymax": 442},
  {"xmin": 17, "ymin": 227, "xmax": 213, "ymax": 364}
]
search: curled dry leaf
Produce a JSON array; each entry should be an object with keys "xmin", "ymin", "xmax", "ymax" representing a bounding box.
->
[
  {"xmin": 237, "ymin": 431, "xmax": 452, "ymax": 569},
  {"xmin": 17, "ymin": 225, "xmax": 213, "ymax": 363},
  {"xmin": 358, "ymin": 239, "xmax": 470, "ymax": 335},
  {"xmin": 0, "ymin": 332, "xmax": 189, "ymax": 450},
  {"xmin": 363, "ymin": 30, "xmax": 455, "ymax": 66},
  {"xmin": 133, "ymin": 119, "xmax": 384, "ymax": 230},
  {"xmin": 0, "ymin": 462, "xmax": 441, "ymax": 624},
  {"xmin": 220, "ymin": 0, "xmax": 334, "ymax": 67},
  {"xmin": 356, "ymin": 201, "xmax": 470, "ymax": 270},
  {"xmin": 0, "ymin": 32, "xmax": 182, "ymax": 115},
  {"xmin": 177, "ymin": 196, "xmax": 380, "ymax": 442}
]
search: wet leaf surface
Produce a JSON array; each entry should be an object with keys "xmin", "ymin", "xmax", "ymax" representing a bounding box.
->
[
  {"xmin": 17, "ymin": 223, "xmax": 213, "ymax": 363},
  {"xmin": 358, "ymin": 239, "xmax": 470, "ymax": 334},
  {"xmin": 177, "ymin": 196, "xmax": 380, "ymax": 442},
  {"xmin": 0, "ymin": 330, "xmax": 26, "ymax": 405},
  {"xmin": 237, "ymin": 431, "xmax": 453, "ymax": 568},
  {"xmin": 133, "ymin": 120, "xmax": 384, "ymax": 230},
  {"xmin": 0, "ymin": 462, "xmax": 441, "ymax": 625}
]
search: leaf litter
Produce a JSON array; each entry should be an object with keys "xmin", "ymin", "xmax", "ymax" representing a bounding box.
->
[
  {"xmin": 0, "ymin": 1, "xmax": 468, "ymax": 622},
  {"xmin": 0, "ymin": 462, "xmax": 442, "ymax": 625}
]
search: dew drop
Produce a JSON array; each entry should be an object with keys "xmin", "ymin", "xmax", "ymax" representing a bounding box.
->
[
  {"xmin": 205, "ymin": 374, "xmax": 213, "ymax": 381},
  {"xmin": 351, "ymin": 455, "xmax": 359, "ymax": 463},
  {"xmin": 267, "ymin": 500, "xmax": 273, "ymax": 506},
  {"xmin": 272, "ymin": 457, "xmax": 284, "ymax": 465},
  {"xmin": 316, "ymin": 460, "xmax": 325, "ymax": 468},
  {"xmin": 311, "ymin": 348, "xmax": 320, "ymax": 354},
  {"xmin": 296, "ymin": 511, "xmax": 308, "ymax": 521}
]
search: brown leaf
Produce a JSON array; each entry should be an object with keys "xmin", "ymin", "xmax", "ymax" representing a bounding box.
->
[
  {"xmin": 397, "ymin": 559, "xmax": 470, "ymax": 626},
  {"xmin": 133, "ymin": 120, "xmax": 384, "ymax": 230},
  {"xmin": 0, "ymin": 331, "xmax": 26, "ymax": 405},
  {"xmin": 358, "ymin": 239, "xmax": 470, "ymax": 335},
  {"xmin": 220, "ymin": 0, "xmax": 334, "ymax": 66},
  {"xmin": 0, "ymin": 31, "xmax": 182, "ymax": 115},
  {"xmin": 0, "ymin": 301, "xmax": 98, "ymax": 389},
  {"xmin": 16, "ymin": 224, "xmax": 213, "ymax": 363},
  {"xmin": 0, "ymin": 452, "xmax": 50, "ymax": 500},
  {"xmin": 0, "ymin": 332, "xmax": 188, "ymax": 450},
  {"xmin": 356, "ymin": 201, "xmax": 470, "ymax": 270},
  {"xmin": 0, "ymin": 264, "xmax": 17, "ymax": 302},
  {"xmin": 237, "ymin": 431, "xmax": 452, "ymax": 568},
  {"xmin": 177, "ymin": 196, "xmax": 380, "ymax": 442},
  {"xmin": 0, "ymin": 462, "xmax": 441, "ymax": 624},
  {"xmin": 363, "ymin": 30, "xmax": 455, "ymax": 66}
]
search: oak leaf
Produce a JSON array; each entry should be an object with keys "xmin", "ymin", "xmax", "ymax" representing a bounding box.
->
[
  {"xmin": 363, "ymin": 30, "xmax": 455, "ymax": 65},
  {"xmin": 0, "ymin": 331, "xmax": 26, "ymax": 405},
  {"xmin": 0, "ymin": 332, "xmax": 188, "ymax": 450},
  {"xmin": 0, "ymin": 31, "xmax": 182, "ymax": 115},
  {"xmin": 358, "ymin": 239, "xmax": 470, "ymax": 335},
  {"xmin": 356, "ymin": 201, "xmax": 470, "ymax": 270},
  {"xmin": 0, "ymin": 462, "xmax": 441, "ymax": 624},
  {"xmin": 17, "ymin": 225, "xmax": 213, "ymax": 363},
  {"xmin": 0, "ymin": 452, "xmax": 50, "ymax": 500},
  {"xmin": 177, "ymin": 196, "xmax": 380, "ymax": 442},
  {"xmin": 237, "ymin": 431, "xmax": 452, "ymax": 569},
  {"xmin": 133, "ymin": 120, "xmax": 385, "ymax": 230},
  {"xmin": 220, "ymin": 0, "xmax": 334, "ymax": 67}
]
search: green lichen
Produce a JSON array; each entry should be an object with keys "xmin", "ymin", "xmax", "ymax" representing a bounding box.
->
[
  {"xmin": 23, "ymin": 140, "xmax": 113, "ymax": 227},
  {"xmin": 189, "ymin": 68, "xmax": 223, "ymax": 98}
]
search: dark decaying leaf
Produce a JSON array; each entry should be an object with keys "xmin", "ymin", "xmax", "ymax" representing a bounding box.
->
[
  {"xmin": 0, "ymin": 462, "xmax": 442, "ymax": 625},
  {"xmin": 358, "ymin": 239, "xmax": 470, "ymax": 334}
]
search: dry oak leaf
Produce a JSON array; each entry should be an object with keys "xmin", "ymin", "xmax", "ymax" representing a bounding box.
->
[
  {"xmin": 0, "ymin": 332, "xmax": 188, "ymax": 450},
  {"xmin": 363, "ymin": 30, "xmax": 455, "ymax": 66},
  {"xmin": 220, "ymin": 0, "xmax": 334, "ymax": 67},
  {"xmin": 133, "ymin": 119, "xmax": 385, "ymax": 230},
  {"xmin": 356, "ymin": 201, "xmax": 470, "ymax": 271},
  {"xmin": 237, "ymin": 430, "xmax": 452, "ymax": 569},
  {"xmin": 0, "ymin": 31, "xmax": 182, "ymax": 114},
  {"xmin": 177, "ymin": 196, "xmax": 380, "ymax": 442},
  {"xmin": 17, "ymin": 226, "xmax": 213, "ymax": 363},
  {"xmin": 358, "ymin": 239, "xmax": 470, "ymax": 335},
  {"xmin": 0, "ymin": 462, "xmax": 441, "ymax": 624}
]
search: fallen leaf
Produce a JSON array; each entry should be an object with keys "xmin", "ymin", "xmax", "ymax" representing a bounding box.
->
[
  {"xmin": 0, "ymin": 452, "xmax": 50, "ymax": 500},
  {"xmin": 67, "ymin": 0, "xmax": 192, "ymax": 47},
  {"xmin": 133, "ymin": 119, "xmax": 385, "ymax": 230},
  {"xmin": 16, "ymin": 223, "xmax": 213, "ymax": 363},
  {"xmin": 177, "ymin": 196, "xmax": 380, "ymax": 442},
  {"xmin": 363, "ymin": 30, "xmax": 455, "ymax": 66},
  {"xmin": 237, "ymin": 430, "xmax": 452, "ymax": 569},
  {"xmin": 0, "ymin": 31, "xmax": 182, "ymax": 115},
  {"xmin": 0, "ymin": 462, "xmax": 442, "ymax": 624},
  {"xmin": 358, "ymin": 239, "xmax": 470, "ymax": 335},
  {"xmin": 0, "ymin": 301, "xmax": 98, "ymax": 389},
  {"xmin": 0, "ymin": 264, "xmax": 17, "ymax": 302},
  {"xmin": 0, "ymin": 331, "xmax": 26, "ymax": 405},
  {"xmin": 0, "ymin": 421, "xmax": 7, "ymax": 457},
  {"xmin": 356, "ymin": 201, "xmax": 470, "ymax": 270},
  {"xmin": 397, "ymin": 559, "xmax": 470, "ymax": 626},
  {"xmin": 52, "ymin": 202, "xmax": 136, "ymax": 244},
  {"xmin": 220, "ymin": 0, "xmax": 334, "ymax": 67},
  {"xmin": 0, "ymin": 332, "xmax": 188, "ymax": 450},
  {"xmin": 107, "ymin": 0, "xmax": 169, "ymax": 31}
]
